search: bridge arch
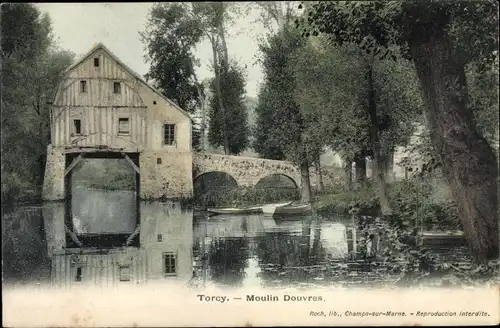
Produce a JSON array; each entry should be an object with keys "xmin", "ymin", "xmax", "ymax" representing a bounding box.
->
[
  {"xmin": 255, "ymin": 173, "xmax": 298, "ymax": 190},
  {"xmin": 193, "ymin": 171, "xmax": 238, "ymax": 197}
]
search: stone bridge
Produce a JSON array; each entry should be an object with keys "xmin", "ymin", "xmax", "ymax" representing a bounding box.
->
[{"xmin": 192, "ymin": 153, "xmax": 317, "ymax": 190}]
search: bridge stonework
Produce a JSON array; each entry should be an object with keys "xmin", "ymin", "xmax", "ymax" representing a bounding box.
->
[{"xmin": 192, "ymin": 153, "xmax": 317, "ymax": 189}]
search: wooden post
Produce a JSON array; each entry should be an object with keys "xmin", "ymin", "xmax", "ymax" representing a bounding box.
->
[
  {"xmin": 64, "ymin": 153, "xmax": 84, "ymax": 176},
  {"xmin": 121, "ymin": 152, "xmax": 140, "ymax": 174},
  {"xmin": 126, "ymin": 224, "xmax": 141, "ymax": 246}
]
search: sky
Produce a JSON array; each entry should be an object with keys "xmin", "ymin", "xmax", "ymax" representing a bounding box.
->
[{"xmin": 37, "ymin": 3, "xmax": 267, "ymax": 98}]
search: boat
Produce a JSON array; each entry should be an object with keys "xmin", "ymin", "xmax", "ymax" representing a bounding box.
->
[
  {"xmin": 207, "ymin": 202, "xmax": 293, "ymax": 216},
  {"xmin": 263, "ymin": 203, "xmax": 312, "ymax": 216},
  {"xmin": 207, "ymin": 206, "xmax": 262, "ymax": 216},
  {"xmin": 418, "ymin": 231, "xmax": 466, "ymax": 247}
]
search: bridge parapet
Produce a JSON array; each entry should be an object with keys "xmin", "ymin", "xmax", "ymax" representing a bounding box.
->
[{"xmin": 193, "ymin": 152, "xmax": 318, "ymax": 189}]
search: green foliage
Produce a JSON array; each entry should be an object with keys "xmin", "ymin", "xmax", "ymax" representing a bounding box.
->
[
  {"xmin": 194, "ymin": 186, "xmax": 300, "ymax": 208},
  {"xmin": 292, "ymin": 37, "xmax": 423, "ymax": 163},
  {"xmin": 208, "ymin": 62, "xmax": 250, "ymax": 155},
  {"xmin": 1, "ymin": 4, "xmax": 74, "ymax": 203},
  {"xmin": 253, "ymin": 28, "xmax": 307, "ymax": 163},
  {"xmin": 1, "ymin": 4, "xmax": 52, "ymax": 61},
  {"xmin": 141, "ymin": 3, "xmax": 204, "ymax": 113},
  {"xmin": 141, "ymin": 3, "xmax": 205, "ymax": 150},
  {"xmin": 315, "ymin": 178, "xmax": 460, "ymax": 231},
  {"xmin": 72, "ymin": 159, "xmax": 135, "ymax": 191},
  {"xmin": 299, "ymin": 1, "xmax": 498, "ymax": 68},
  {"xmin": 466, "ymin": 63, "xmax": 499, "ymax": 146}
]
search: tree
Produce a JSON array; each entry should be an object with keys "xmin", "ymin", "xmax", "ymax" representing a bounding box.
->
[
  {"xmin": 292, "ymin": 37, "xmax": 423, "ymax": 203},
  {"xmin": 255, "ymin": 28, "xmax": 313, "ymax": 202},
  {"xmin": 301, "ymin": 0, "xmax": 499, "ymax": 262},
  {"xmin": 141, "ymin": 3, "xmax": 205, "ymax": 150},
  {"xmin": 207, "ymin": 62, "xmax": 250, "ymax": 155},
  {"xmin": 1, "ymin": 4, "xmax": 74, "ymax": 202}
]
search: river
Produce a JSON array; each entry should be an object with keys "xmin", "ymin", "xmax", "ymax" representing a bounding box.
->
[{"xmin": 2, "ymin": 186, "xmax": 474, "ymax": 290}]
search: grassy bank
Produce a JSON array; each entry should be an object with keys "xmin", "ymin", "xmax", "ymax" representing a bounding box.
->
[
  {"xmin": 193, "ymin": 187, "xmax": 300, "ymax": 208},
  {"xmin": 313, "ymin": 179, "xmax": 461, "ymax": 231}
]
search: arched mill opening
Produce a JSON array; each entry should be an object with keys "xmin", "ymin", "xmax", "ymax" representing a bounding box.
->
[
  {"xmin": 253, "ymin": 174, "xmax": 300, "ymax": 204},
  {"xmin": 65, "ymin": 153, "xmax": 140, "ymax": 247},
  {"xmin": 193, "ymin": 171, "xmax": 238, "ymax": 207}
]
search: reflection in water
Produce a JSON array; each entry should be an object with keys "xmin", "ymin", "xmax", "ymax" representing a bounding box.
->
[
  {"xmin": 193, "ymin": 215, "xmax": 353, "ymax": 289},
  {"xmin": 71, "ymin": 186, "xmax": 137, "ymax": 234},
  {"xmin": 41, "ymin": 201, "xmax": 193, "ymax": 288},
  {"xmin": 8, "ymin": 185, "xmax": 446, "ymax": 290}
]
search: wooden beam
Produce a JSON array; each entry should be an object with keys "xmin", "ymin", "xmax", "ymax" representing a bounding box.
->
[
  {"xmin": 121, "ymin": 152, "xmax": 140, "ymax": 174},
  {"xmin": 125, "ymin": 224, "xmax": 141, "ymax": 246},
  {"xmin": 64, "ymin": 224, "xmax": 83, "ymax": 247},
  {"xmin": 64, "ymin": 153, "xmax": 84, "ymax": 176}
]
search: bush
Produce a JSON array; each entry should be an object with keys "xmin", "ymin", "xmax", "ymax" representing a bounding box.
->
[{"xmin": 314, "ymin": 178, "xmax": 460, "ymax": 231}]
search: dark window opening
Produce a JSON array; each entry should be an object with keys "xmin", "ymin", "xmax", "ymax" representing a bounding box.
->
[
  {"xmin": 163, "ymin": 252, "xmax": 177, "ymax": 276},
  {"xmin": 163, "ymin": 124, "xmax": 176, "ymax": 146},
  {"xmin": 157, "ymin": 157, "xmax": 162, "ymax": 165},
  {"xmin": 94, "ymin": 57, "xmax": 100, "ymax": 67},
  {"xmin": 113, "ymin": 82, "xmax": 121, "ymax": 94},
  {"xmin": 118, "ymin": 118, "xmax": 129, "ymax": 134},
  {"xmin": 119, "ymin": 265, "xmax": 131, "ymax": 282},
  {"xmin": 73, "ymin": 119, "xmax": 82, "ymax": 135},
  {"xmin": 157, "ymin": 234, "xmax": 162, "ymax": 242},
  {"xmin": 80, "ymin": 80, "xmax": 87, "ymax": 93},
  {"xmin": 75, "ymin": 267, "xmax": 82, "ymax": 282}
]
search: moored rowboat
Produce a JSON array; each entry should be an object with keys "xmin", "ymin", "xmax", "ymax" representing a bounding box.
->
[
  {"xmin": 207, "ymin": 202, "xmax": 293, "ymax": 216},
  {"xmin": 264, "ymin": 203, "xmax": 312, "ymax": 216},
  {"xmin": 207, "ymin": 206, "xmax": 262, "ymax": 215}
]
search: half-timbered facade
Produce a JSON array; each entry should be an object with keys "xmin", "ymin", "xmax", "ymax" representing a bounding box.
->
[{"xmin": 43, "ymin": 43, "xmax": 194, "ymax": 200}]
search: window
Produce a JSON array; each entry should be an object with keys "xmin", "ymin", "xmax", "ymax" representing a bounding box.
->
[
  {"xmin": 156, "ymin": 157, "xmax": 162, "ymax": 165},
  {"xmin": 157, "ymin": 234, "xmax": 162, "ymax": 242},
  {"xmin": 94, "ymin": 57, "xmax": 100, "ymax": 67},
  {"xmin": 75, "ymin": 267, "xmax": 82, "ymax": 282},
  {"xmin": 113, "ymin": 82, "xmax": 121, "ymax": 94},
  {"xmin": 118, "ymin": 118, "xmax": 130, "ymax": 134},
  {"xmin": 119, "ymin": 265, "xmax": 131, "ymax": 282},
  {"xmin": 73, "ymin": 119, "xmax": 82, "ymax": 135},
  {"xmin": 163, "ymin": 124, "xmax": 176, "ymax": 146},
  {"xmin": 80, "ymin": 80, "xmax": 87, "ymax": 93},
  {"xmin": 163, "ymin": 252, "xmax": 177, "ymax": 276}
]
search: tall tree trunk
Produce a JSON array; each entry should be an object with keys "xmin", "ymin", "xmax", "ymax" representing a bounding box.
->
[
  {"xmin": 410, "ymin": 25, "xmax": 499, "ymax": 262},
  {"xmin": 380, "ymin": 150, "xmax": 395, "ymax": 183},
  {"xmin": 366, "ymin": 64, "xmax": 391, "ymax": 215},
  {"xmin": 299, "ymin": 146, "xmax": 312, "ymax": 203},
  {"xmin": 186, "ymin": 55, "xmax": 206, "ymax": 152},
  {"xmin": 344, "ymin": 159, "xmax": 353, "ymax": 192},
  {"xmin": 314, "ymin": 158, "xmax": 324, "ymax": 192},
  {"xmin": 210, "ymin": 37, "xmax": 230, "ymax": 155},
  {"xmin": 354, "ymin": 156, "xmax": 367, "ymax": 190}
]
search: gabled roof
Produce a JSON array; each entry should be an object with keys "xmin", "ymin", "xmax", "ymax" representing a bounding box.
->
[{"xmin": 64, "ymin": 42, "xmax": 193, "ymax": 121}]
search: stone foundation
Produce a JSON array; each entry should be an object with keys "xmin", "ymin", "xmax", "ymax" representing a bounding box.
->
[
  {"xmin": 42, "ymin": 145, "xmax": 66, "ymax": 201},
  {"xmin": 139, "ymin": 151, "xmax": 193, "ymax": 200}
]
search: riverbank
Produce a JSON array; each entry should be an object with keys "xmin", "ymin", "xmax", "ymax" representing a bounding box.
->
[{"xmin": 312, "ymin": 180, "xmax": 462, "ymax": 231}]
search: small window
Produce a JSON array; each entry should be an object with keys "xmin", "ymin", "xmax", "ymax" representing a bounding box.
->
[
  {"xmin": 94, "ymin": 57, "xmax": 100, "ymax": 67},
  {"xmin": 80, "ymin": 80, "xmax": 87, "ymax": 93},
  {"xmin": 157, "ymin": 157, "xmax": 162, "ymax": 165},
  {"xmin": 119, "ymin": 265, "xmax": 131, "ymax": 282},
  {"xmin": 163, "ymin": 124, "xmax": 176, "ymax": 146},
  {"xmin": 118, "ymin": 118, "xmax": 129, "ymax": 134},
  {"xmin": 75, "ymin": 267, "xmax": 82, "ymax": 282},
  {"xmin": 157, "ymin": 234, "xmax": 162, "ymax": 242},
  {"xmin": 163, "ymin": 252, "xmax": 177, "ymax": 276},
  {"xmin": 73, "ymin": 119, "xmax": 82, "ymax": 135},
  {"xmin": 113, "ymin": 82, "xmax": 121, "ymax": 94}
]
